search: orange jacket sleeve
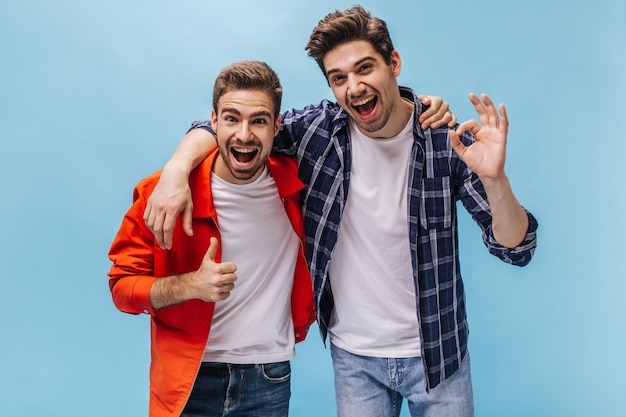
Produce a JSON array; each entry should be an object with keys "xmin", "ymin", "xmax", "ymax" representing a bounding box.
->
[{"xmin": 108, "ymin": 174, "xmax": 161, "ymax": 317}]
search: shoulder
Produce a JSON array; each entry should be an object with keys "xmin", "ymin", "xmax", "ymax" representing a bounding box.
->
[
  {"xmin": 266, "ymin": 154, "xmax": 304, "ymax": 195},
  {"xmin": 132, "ymin": 170, "xmax": 163, "ymax": 202},
  {"xmin": 282, "ymin": 99, "xmax": 345, "ymax": 124},
  {"xmin": 267, "ymin": 154, "xmax": 298, "ymax": 175}
]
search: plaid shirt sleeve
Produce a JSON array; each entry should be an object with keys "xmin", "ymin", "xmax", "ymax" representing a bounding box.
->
[{"xmin": 451, "ymin": 130, "xmax": 538, "ymax": 266}]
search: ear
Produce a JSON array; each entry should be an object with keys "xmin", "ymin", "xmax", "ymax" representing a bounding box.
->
[
  {"xmin": 274, "ymin": 114, "xmax": 281, "ymax": 136},
  {"xmin": 211, "ymin": 109, "xmax": 218, "ymax": 132},
  {"xmin": 390, "ymin": 50, "xmax": 402, "ymax": 77}
]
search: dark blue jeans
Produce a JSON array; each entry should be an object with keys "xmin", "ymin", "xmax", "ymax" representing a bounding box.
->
[{"xmin": 181, "ymin": 361, "xmax": 291, "ymax": 417}]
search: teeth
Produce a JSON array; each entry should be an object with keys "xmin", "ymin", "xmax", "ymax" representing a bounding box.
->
[
  {"xmin": 232, "ymin": 147, "xmax": 256, "ymax": 154},
  {"xmin": 353, "ymin": 96, "xmax": 375, "ymax": 107}
]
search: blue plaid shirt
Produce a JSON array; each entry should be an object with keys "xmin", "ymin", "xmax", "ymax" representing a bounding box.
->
[{"xmin": 193, "ymin": 86, "xmax": 538, "ymax": 388}]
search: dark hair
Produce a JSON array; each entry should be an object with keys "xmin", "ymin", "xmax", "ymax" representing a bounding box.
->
[
  {"xmin": 212, "ymin": 61, "xmax": 283, "ymax": 118},
  {"xmin": 305, "ymin": 5, "xmax": 395, "ymax": 76}
]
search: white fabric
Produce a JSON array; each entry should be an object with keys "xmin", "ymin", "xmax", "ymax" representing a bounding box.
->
[
  {"xmin": 203, "ymin": 166, "xmax": 300, "ymax": 364},
  {"xmin": 328, "ymin": 116, "xmax": 421, "ymax": 358}
]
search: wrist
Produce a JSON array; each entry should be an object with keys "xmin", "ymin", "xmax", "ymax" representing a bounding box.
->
[{"xmin": 176, "ymin": 271, "xmax": 196, "ymax": 301}]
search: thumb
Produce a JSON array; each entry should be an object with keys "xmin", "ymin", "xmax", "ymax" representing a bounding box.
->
[{"xmin": 205, "ymin": 237, "xmax": 219, "ymax": 262}]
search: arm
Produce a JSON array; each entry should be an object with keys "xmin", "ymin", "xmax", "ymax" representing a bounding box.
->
[
  {"xmin": 449, "ymin": 93, "xmax": 528, "ymax": 248},
  {"xmin": 109, "ymin": 186, "xmax": 237, "ymax": 312},
  {"xmin": 149, "ymin": 238, "xmax": 237, "ymax": 309},
  {"xmin": 146, "ymin": 96, "xmax": 453, "ymax": 249},
  {"xmin": 144, "ymin": 128, "xmax": 217, "ymax": 249}
]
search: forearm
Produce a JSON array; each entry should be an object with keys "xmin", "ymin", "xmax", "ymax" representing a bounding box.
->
[
  {"xmin": 165, "ymin": 128, "xmax": 217, "ymax": 175},
  {"xmin": 482, "ymin": 175, "xmax": 529, "ymax": 248},
  {"xmin": 149, "ymin": 272, "xmax": 196, "ymax": 310}
]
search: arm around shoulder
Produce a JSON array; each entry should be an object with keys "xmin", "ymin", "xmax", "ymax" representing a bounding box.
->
[{"xmin": 144, "ymin": 126, "xmax": 217, "ymax": 250}]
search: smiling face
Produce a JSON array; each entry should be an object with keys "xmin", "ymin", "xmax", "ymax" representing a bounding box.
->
[
  {"xmin": 323, "ymin": 39, "xmax": 412, "ymax": 139},
  {"xmin": 211, "ymin": 89, "xmax": 280, "ymax": 184}
]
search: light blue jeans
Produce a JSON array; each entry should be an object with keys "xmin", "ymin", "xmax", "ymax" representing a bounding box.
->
[
  {"xmin": 330, "ymin": 344, "xmax": 474, "ymax": 417},
  {"xmin": 180, "ymin": 361, "xmax": 291, "ymax": 417}
]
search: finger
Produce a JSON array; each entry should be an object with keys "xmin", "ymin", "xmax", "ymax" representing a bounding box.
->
[
  {"xmin": 468, "ymin": 93, "xmax": 489, "ymax": 126},
  {"xmin": 480, "ymin": 93, "xmax": 499, "ymax": 127},
  {"xmin": 220, "ymin": 282, "xmax": 235, "ymax": 293},
  {"xmin": 205, "ymin": 237, "xmax": 219, "ymax": 262},
  {"xmin": 213, "ymin": 273, "xmax": 237, "ymax": 302},
  {"xmin": 447, "ymin": 111, "xmax": 458, "ymax": 129},
  {"xmin": 152, "ymin": 211, "xmax": 167, "ymax": 249},
  {"xmin": 448, "ymin": 129, "xmax": 466, "ymax": 158},
  {"xmin": 430, "ymin": 108, "xmax": 452, "ymax": 129},
  {"xmin": 456, "ymin": 119, "xmax": 480, "ymax": 137},
  {"xmin": 468, "ymin": 92, "xmax": 483, "ymax": 108},
  {"xmin": 162, "ymin": 213, "xmax": 177, "ymax": 250},
  {"xmin": 431, "ymin": 101, "xmax": 451, "ymax": 129},
  {"xmin": 417, "ymin": 94, "xmax": 432, "ymax": 107},
  {"xmin": 498, "ymin": 103, "xmax": 509, "ymax": 133},
  {"xmin": 182, "ymin": 203, "xmax": 194, "ymax": 237},
  {"xmin": 216, "ymin": 261, "xmax": 238, "ymax": 275},
  {"xmin": 143, "ymin": 204, "xmax": 153, "ymax": 231},
  {"xmin": 418, "ymin": 98, "xmax": 441, "ymax": 128},
  {"xmin": 218, "ymin": 272, "xmax": 238, "ymax": 285},
  {"xmin": 212, "ymin": 290, "xmax": 232, "ymax": 302},
  {"xmin": 144, "ymin": 203, "xmax": 161, "ymax": 237},
  {"xmin": 423, "ymin": 103, "xmax": 449, "ymax": 129}
]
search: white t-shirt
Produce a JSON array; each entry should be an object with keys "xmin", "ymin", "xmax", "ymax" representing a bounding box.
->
[
  {"xmin": 202, "ymin": 166, "xmax": 300, "ymax": 364},
  {"xmin": 328, "ymin": 116, "xmax": 421, "ymax": 358}
]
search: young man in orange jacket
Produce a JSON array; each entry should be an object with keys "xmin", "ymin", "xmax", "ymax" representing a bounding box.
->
[{"xmin": 108, "ymin": 61, "xmax": 315, "ymax": 417}]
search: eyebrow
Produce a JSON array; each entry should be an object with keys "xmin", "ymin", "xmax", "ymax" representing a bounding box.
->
[
  {"xmin": 326, "ymin": 56, "xmax": 377, "ymax": 78},
  {"xmin": 220, "ymin": 107, "xmax": 273, "ymax": 118}
]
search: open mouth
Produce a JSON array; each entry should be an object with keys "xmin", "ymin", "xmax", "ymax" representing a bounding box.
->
[
  {"xmin": 352, "ymin": 95, "xmax": 377, "ymax": 116},
  {"xmin": 231, "ymin": 147, "xmax": 259, "ymax": 164}
]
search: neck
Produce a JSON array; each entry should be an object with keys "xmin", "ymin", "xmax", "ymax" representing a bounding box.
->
[{"xmin": 371, "ymin": 96, "xmax": 414, "ymax": 139}]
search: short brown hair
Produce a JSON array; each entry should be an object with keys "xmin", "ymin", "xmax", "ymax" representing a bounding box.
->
[
  {"xmin": 212, "ymin": 61, "xmax": 283, "ymax": 118},
  {"xmin": 305, "ymin": 5, "xmax": 395, "ymax": 76}
]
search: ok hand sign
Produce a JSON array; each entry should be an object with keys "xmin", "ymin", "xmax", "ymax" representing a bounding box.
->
[{"xmin": 449, "ymin": 93, "xmax": 509, "ymax": 181}]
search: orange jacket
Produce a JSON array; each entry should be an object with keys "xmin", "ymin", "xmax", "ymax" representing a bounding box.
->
[{"xmin": 108, "ymin": 150, "xmax": 315, "ymax": 417}]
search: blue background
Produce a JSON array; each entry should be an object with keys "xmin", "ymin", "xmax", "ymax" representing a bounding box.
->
[{"xmin": 1, "ymin": 0, "xmax": 624, "ymax": 416}]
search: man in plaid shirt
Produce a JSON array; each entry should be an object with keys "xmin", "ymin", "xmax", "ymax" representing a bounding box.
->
[{"xmin": 144, "ymin": 6, "xmax": 537, "ymax": 417}]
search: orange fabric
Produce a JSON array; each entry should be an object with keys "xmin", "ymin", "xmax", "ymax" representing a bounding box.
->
[{"xmin": 108, "ymin": 150, "xmax": 315, "ymax": 417}]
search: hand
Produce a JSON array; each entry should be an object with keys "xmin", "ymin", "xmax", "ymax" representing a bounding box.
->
[
  {"xmin": 418, "ymin": 95, "xmax": 457, "ymax": 129},
  {"xmin": 449, "ymin": 93, "xmax": 508, "ymax": 181},
  {"xmin": 190, "ymin": 238, "xmax": 238, "ymax": 302},
  {"xmin": 144, "ymin": 164, "xmax": 194, "ymax": 250}
]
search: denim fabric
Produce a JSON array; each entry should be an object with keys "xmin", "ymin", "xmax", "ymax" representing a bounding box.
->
[
  {"xmin": 330, "ymin": 344, "xmax": 474, "ymax": 417},
  {"xmin": 181, "ymin": 361, "xmax": 291, "ymax": 417}
]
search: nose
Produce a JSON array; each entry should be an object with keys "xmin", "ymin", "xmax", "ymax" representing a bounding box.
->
[
  {"xmin": 237, "ymin": 121, "xmax": 253, "ymax": 141},
  {"xmin": 347, "ymin": 73, "xmax": 363, "ymax": 98}
]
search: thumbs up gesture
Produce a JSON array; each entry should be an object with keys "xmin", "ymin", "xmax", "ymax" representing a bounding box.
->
[
  {"xmin": 190, "ymin": 237, "xmax": 238, "ymax": 302},
  {"xmin": 149, "ymin": 237, "xmax": 238, "ymax": 309}
]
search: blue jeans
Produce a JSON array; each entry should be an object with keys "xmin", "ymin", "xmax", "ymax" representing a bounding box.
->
[
  {"xmin": 180, "ymin": 361, "xmax": 291, "ymax": 417},
  {"xmin": 331, "ymin": 344, "xmax": 474, "ymax": 417}
]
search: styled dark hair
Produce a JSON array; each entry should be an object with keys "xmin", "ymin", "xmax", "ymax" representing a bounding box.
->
[
  {"xmin": 212, "ymin": 61, "xmax": 283, "ymax": 118},
  {"xmin": 305, "ymin": 5, "xmax": 395, "ymax": 76}
]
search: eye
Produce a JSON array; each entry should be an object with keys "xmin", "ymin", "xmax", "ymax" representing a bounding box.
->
[
  {"xmin": 225, "ymin": 116, "xmax": 237, "ymax": 123},
  {"xmin": 253, "ymin": 118, "xmax": 268, "ymax": 125},
  {"xmin": 330, "ymin": 74, "xmax": 346, "ymax": 86},
  {"xmin": 359, "ymin": 63, "xmax": 373, "ymax": 73}
]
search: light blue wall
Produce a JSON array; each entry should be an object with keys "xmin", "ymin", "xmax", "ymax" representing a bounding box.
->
[{"xmin": 1, "ymin": 1, "xmax": 624, "ymax": 415}]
